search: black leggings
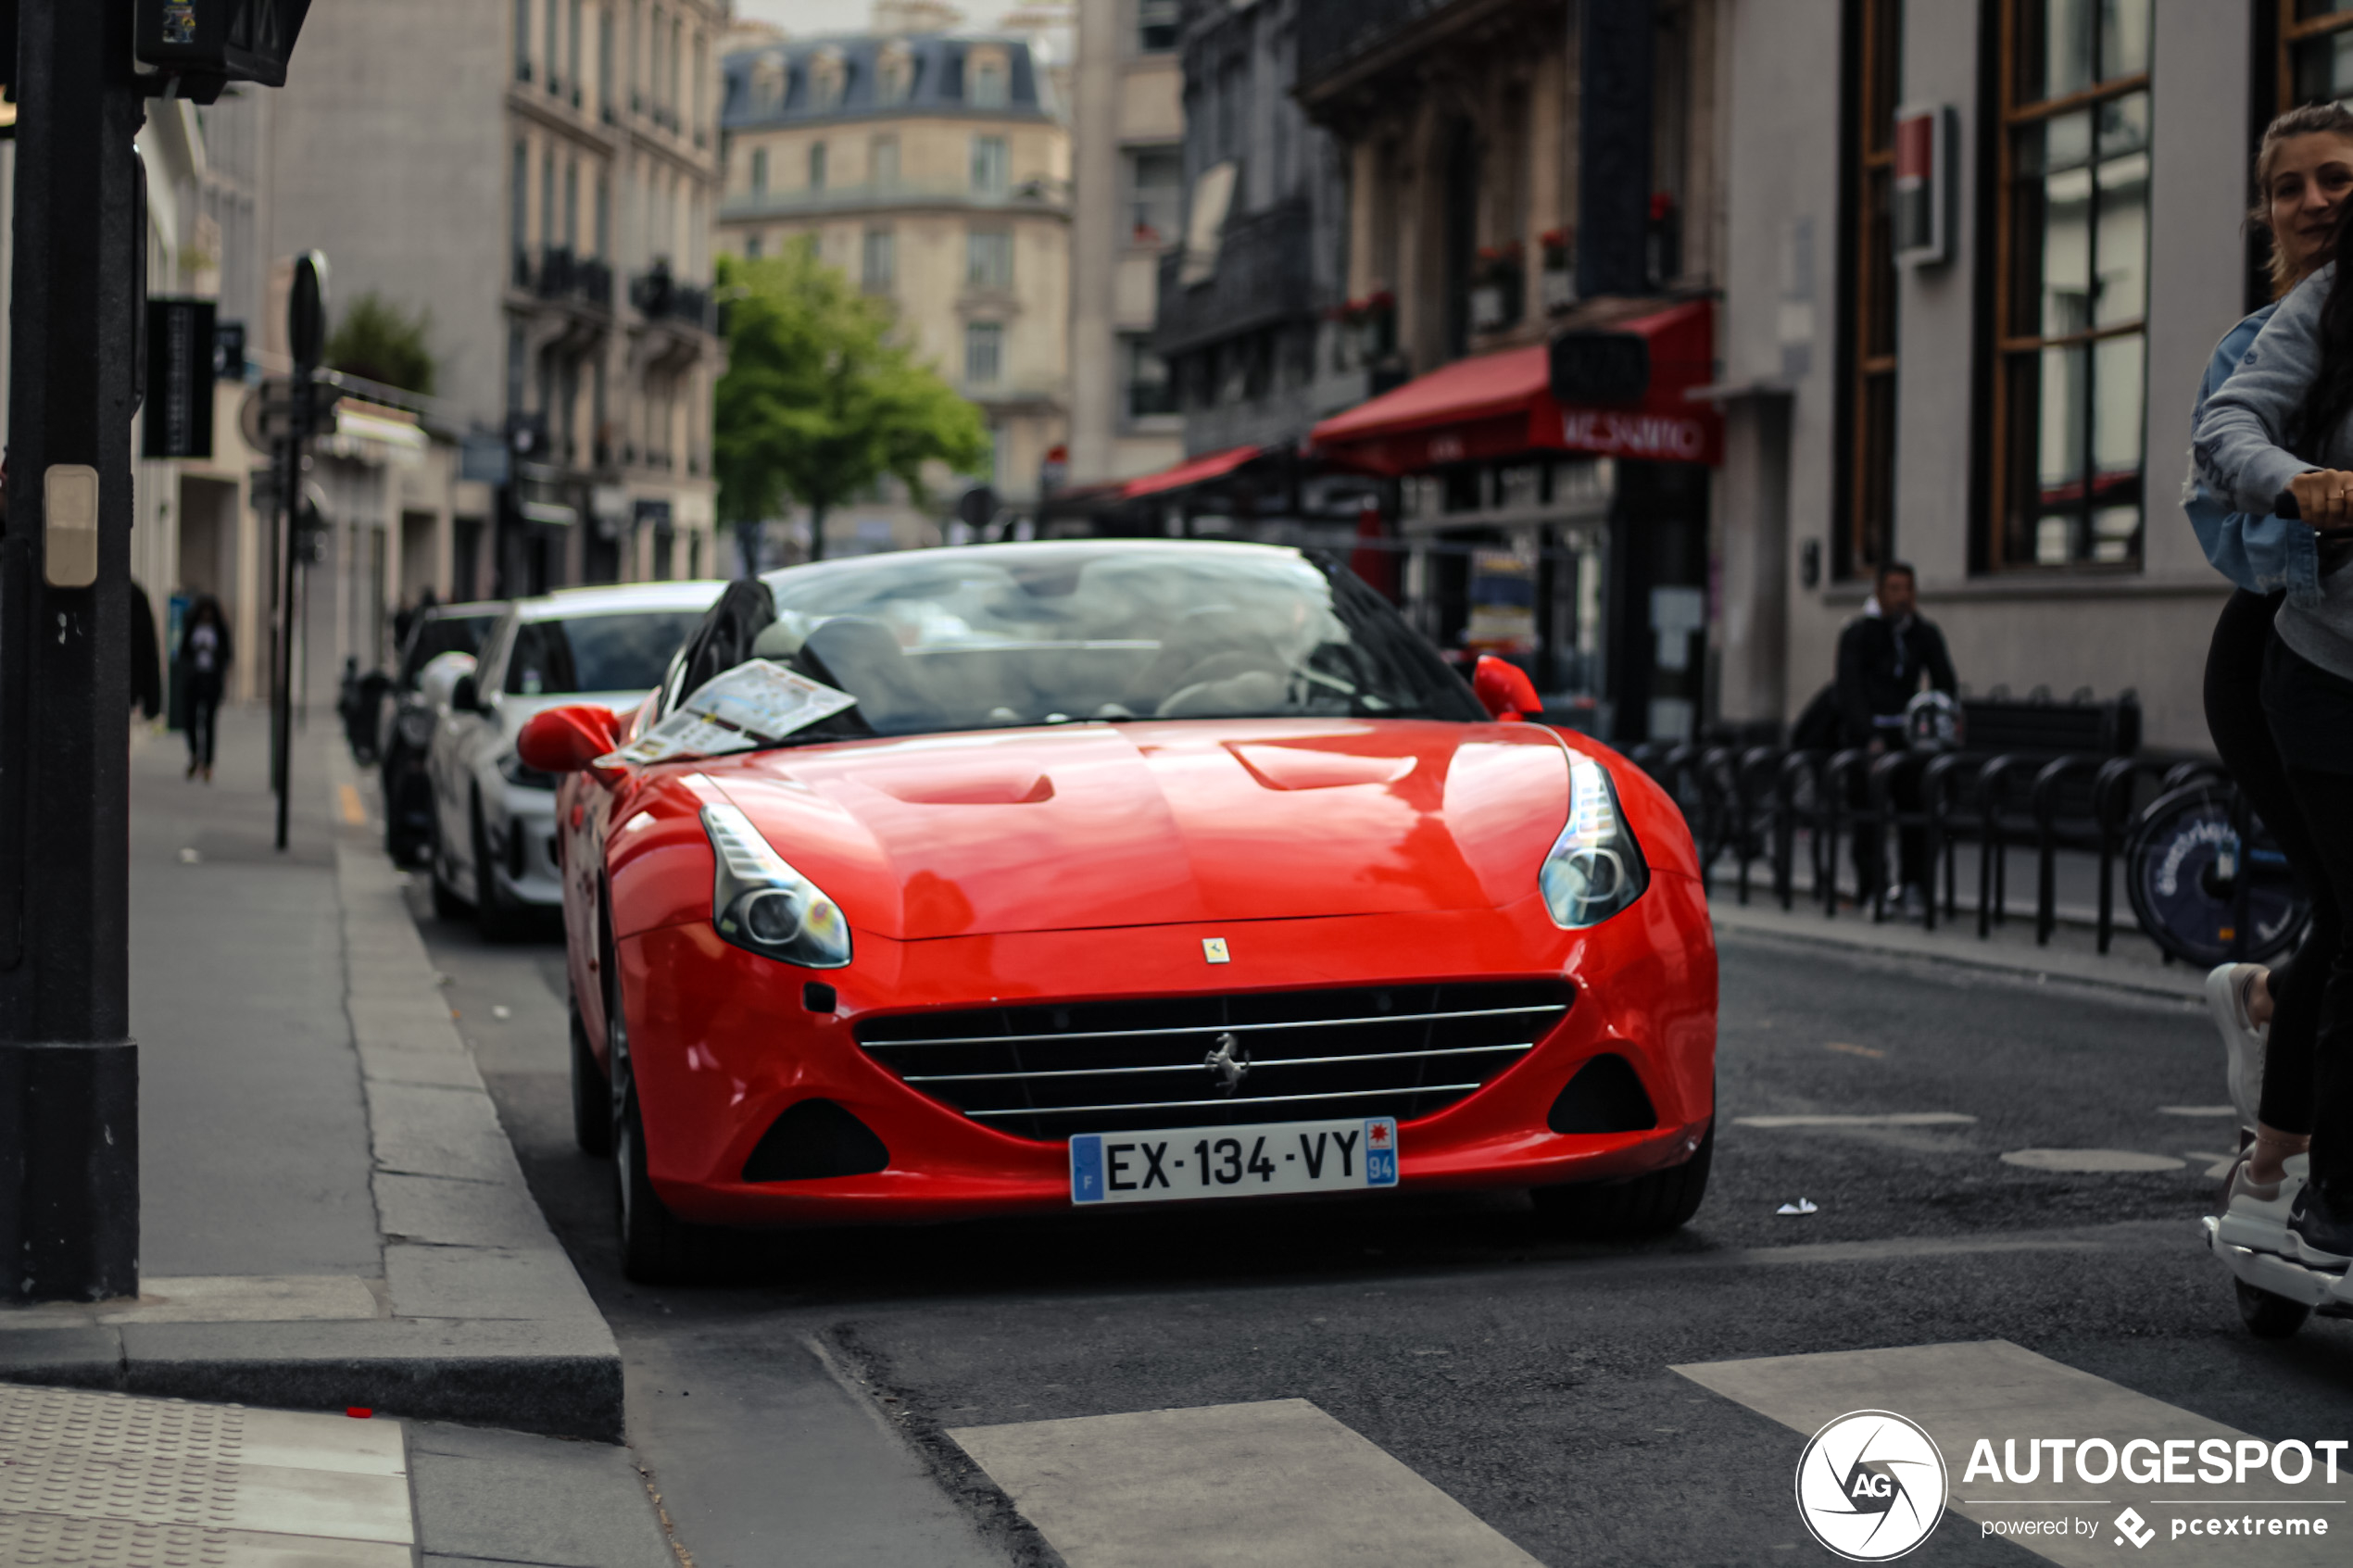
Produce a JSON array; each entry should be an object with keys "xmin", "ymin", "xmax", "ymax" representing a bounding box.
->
[
  {"xmin": 2205, "ymin": 589, "xmax": 2337, "ymax": 1135},
  {"xmin": 185, "ymin": 673, "xmax": 222, "ymax": 769}
]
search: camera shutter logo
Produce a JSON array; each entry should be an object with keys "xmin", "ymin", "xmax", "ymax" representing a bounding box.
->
[{"xmin": 1794, "ymin": 1410, "xmax": 1948, "ymax": 1562}]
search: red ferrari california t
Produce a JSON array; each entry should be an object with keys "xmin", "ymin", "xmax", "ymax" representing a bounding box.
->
[{"xmin": 524, "ymin": 541, "xmax": 1716, "ymax": 1281}]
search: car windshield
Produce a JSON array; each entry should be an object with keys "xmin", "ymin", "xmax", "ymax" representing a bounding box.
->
[
  {"xmin": 751, "ymin": 544, "xmax": 1482, "ymax": 738},
  {"xmin": 506, "ymin": 611, "xmax": 708, "ymax": 696},
  {"xmin": 398, "ymin": 612, "xmax": 498, "ymax": 687}
]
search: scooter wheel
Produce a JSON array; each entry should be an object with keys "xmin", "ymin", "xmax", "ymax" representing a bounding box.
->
[{"xmin": 2235, "ymin": 1278, "xmax": 2311, "ymax": 1340}]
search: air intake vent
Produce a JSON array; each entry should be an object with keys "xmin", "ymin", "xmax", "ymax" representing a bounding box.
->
[
  {"xmin": 742, "ymin": 1099, "xmax": 889, "ymax": 1182},
  {"xmin": 856, "ymin": 981, "xmax": 1573, "ymax": 1143},
  {"xmin": 1546, "ymin": 1054, "xmax": 1657, "ymax": 1135}
]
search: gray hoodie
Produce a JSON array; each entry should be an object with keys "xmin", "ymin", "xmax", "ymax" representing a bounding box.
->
[{"xmin": 2194, "ymin": 262, "xmax": 2353, "ymax": 681}]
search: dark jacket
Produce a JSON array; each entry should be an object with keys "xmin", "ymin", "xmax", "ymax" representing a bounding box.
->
[{"xmin": 1834, "ymin": 610, "xmax": 1957, "ymax": 747}]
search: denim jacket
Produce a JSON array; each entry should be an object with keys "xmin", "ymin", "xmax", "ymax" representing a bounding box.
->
[{"xmin": 2183, "ymin": 302, "xmax": 2323, "ymax": 605}]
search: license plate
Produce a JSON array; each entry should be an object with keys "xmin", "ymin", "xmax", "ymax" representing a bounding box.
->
[{"xmin": 1068, "ymin": 1117, "xmax": 1399, "ymax": 1206}]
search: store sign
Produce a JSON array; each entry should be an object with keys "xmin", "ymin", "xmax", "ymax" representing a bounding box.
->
[
  {"xmin": 1894, "ymin": 105, "xmax": 1955, "ymax": 267},
  {"xmin": 1558, "ymin": 408, "xmax": 1715, "ymax": 463},
  {"xmin": 1465, "ymin": 550, "xmax": 1537, "ymax": 657}
]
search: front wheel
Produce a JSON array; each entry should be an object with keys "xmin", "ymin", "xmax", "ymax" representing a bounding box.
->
[
  {"xmin": 472, "ymin": 801, "xmax": 530, "ymax": 944},
  {"xmin": 2235, "ymin": 1278, "xmax": 2311, "ymax": 1340},
  {"xmin": 615, "ymin": 1087, "xmax": 716, "ymax": 1284},
  {"xmin": 571, "ymin": 998, "xmax": 611, "ymax": 1158},
  {"xmin": 1530, "ymin": 1122, "xmax": 1714, "ymax": 1238}
]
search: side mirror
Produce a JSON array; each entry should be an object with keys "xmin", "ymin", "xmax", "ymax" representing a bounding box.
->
[
  {"xmin": 1472, "ymin": 655, "xmax": 1541, "ymax": 723},
  {"xmin": 517, "ymin": 704, "xmax": 625, "ymax": 775},
  {"xmin": 449, "ymin": 674, "xmax": 481, "ymax": 713}
]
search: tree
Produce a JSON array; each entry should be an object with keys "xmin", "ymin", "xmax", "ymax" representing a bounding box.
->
[
  {"xmin": 324, "ymin": 292, "xmax": 437, "ymax": 396},
  {"xmin": 714, "ymin": 245, "xmax": 990, "ymax": 567}
]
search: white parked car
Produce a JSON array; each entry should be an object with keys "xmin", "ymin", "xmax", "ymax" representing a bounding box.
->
[{"xmin": 427, "ymin": 582, "xmax": 725, "ymax": 936}]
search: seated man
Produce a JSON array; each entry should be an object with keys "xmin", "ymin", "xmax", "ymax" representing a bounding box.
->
[{"xmin": 1834, "ymin": 561, "xmax": 1957, "ymax": 914}]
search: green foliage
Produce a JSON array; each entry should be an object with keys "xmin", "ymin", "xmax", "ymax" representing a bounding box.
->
[
  {"xmin": 324, "ymin": 292, "xmax": 437, "ymax": 396},
  {"xmin": 713, "ymin": 247, "xmax": 990, "ymax": 546}
]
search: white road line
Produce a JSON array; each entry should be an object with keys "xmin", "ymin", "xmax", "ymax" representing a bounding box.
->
[
  {"xmin": 949, "ymin": 1399, "xmax": 1541, "ymax": 1568},
  {"xmin": 1674, "ymin": 1340, "xmax": 2342, "ymax": 1566},
  {"xmin": 1734, "ymin": 1112, "xmax": 1977, "ymax": 1128},
  {"xmin": 2159, "ymin": 1105, "xmax": 2237, "ymax": 1117}
]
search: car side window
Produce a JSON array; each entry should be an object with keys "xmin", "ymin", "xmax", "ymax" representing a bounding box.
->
[{"xmin": 473, "ymin": 614, "xmax": 517, "ymax": 699}]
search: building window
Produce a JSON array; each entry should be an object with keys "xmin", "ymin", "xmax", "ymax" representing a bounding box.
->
[
  {"xmin": 1841, "ymin": 0, "xmax": 1901, "ymax": 581},
  {"xmin": 515, "ymin": 0, "xmax": 533, "ymax": 81},
  {"xmin": 862, "ymin": 227, "xmax": 896, "ymax": 293},
  {"xmin": 877, "ymin": 43, "xmax": 913, "ymax": 104},
  {"xmin": 811, "ymin": 47, "xmax": 846, "ymax": 112},
  {"xmin": 541, "ymin": 148, "xmax": 557, "ymax": 250},
  {"xmin": 568, "ymin": 0, "xmax": 583, "ymax": 101},
  {"xmin": 809, "ymin": 141, "xmax": 827, "ymax": 191},
  {"xmin": 563, "ymin": 159, "xmax": 579, "ymax": 251},
  {"xmin": 972, "ymin": 134, "xmax": 1008, "ymax": 195},
  {"xmin": 599, "ymin": 5, "xmax": 614, "ymax": 115},
  {"xmin": 965, "ymin": 321, "xmax": 1003, "ymax": 386},
  {"xmin": 1991, "ymin": 0, "xmax": 2153, "ymax": 570},
  {"xmin": 507, "ymin": 321, "xmax": 527, "ymax": 412},
  {"xmin": 752, "ymin": 50, "xmax": 785, "ymax": 111},
  {"xmin": 545, "ymin": 0, "xmax": 561, "ymax": 93},
  {"xmin": 746, "ymin": 232, "xmax": 763, "ymax": 259},
  {"xmin": 749, "ymin": 146, "xmax": 768, "ymax": 195},
  {"xmin": 969, "ymin": 47, "xmax": 1010, "ymax": 109},
  {"xmin": 1129, "ymin": 148, "xmax": 1182, "ymax": 245},
  {"xmin": 872, "ymin": 133, "xmax": 900, "ymax": 188},
  {"xmin": 1138, "ymin": 0, "xmax": 1180, "ymax": 53},
  {"xmin": 965, "ymin": 227, "xmax": 1013, "ymax": 290},
  {"xmin": 2284, "ymin": 3, "xmax": 2353, "ymax": 106},
  {"xmin": 1123, "ymin": 335, "xmax": 1175, "ymax": 419},
  {"xmin": 510, "ymin": 140, "xmax": 529, "ymax": 260},
  {"xmin": 595, "ymin": 172, "xmax": 610, "ymax": 256}
]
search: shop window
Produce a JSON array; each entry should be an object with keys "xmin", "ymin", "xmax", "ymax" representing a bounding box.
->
[
  {"xmin": 1838, "ymin": 0, "xmax": 1900, "ymax": 581},
  {"xmin": 1990, "ymin": 0, "xmax": 2153, "ymax": 570},
  {"xmin": 2284, "ymin": 1, "xmax": 2353, "ymax": 105}
]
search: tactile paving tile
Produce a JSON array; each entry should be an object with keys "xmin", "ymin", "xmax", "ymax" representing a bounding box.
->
[
  {"xmin": 0, "ymin": 1389, "xmax": 242, "ymax": 1531},
  {"xmin": 0, "ymin": 1512, "xmax": 238, "ymax": 1567}
]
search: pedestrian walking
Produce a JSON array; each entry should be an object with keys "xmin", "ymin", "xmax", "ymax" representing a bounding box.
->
[
  {"xmin": 2183, "ymin": 105, "xmax": 2353, "ymax": 1249},
  {"xmin": 2193, "ymin": 109, "xmax": 2353, "ymax": 1266},
  {"xmin": 178, "ymin": 596, "xmax": 231, "ymax": 782},
  {"xmin": 1831, "ymin": 561, "xmax": 1957, "ymax": 916}
]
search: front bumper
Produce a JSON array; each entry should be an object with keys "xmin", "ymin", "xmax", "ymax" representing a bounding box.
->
[
  {"xmin": 488, "ymin": 784, "xmax": 562, "ymax": 908},
  {"xmin": 620, "ymin": 873, "xmax": 1717, "ymax": 1228}
]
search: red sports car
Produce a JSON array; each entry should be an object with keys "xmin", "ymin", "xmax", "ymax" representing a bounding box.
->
[{"xmin": 525, "ymin": 542, "xmax": 1716, "ymax": 1281}]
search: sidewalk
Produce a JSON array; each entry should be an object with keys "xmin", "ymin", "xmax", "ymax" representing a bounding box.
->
[
  {"xmin": 0, "ymin": 707, "xmax": 622, "ymax": 1441},
  {"xmin": 1706, "ymin": 882, "xmax": 2207, "ymax": 1002}
]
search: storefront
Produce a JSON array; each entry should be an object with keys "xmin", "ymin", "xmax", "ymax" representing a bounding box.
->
[{"xmin": 1308, "ymin": 300, "xmax": 1722, "ymax": 743}]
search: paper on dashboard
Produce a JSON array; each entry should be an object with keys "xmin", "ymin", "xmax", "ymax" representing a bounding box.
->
[{"xmin": 607, "ymin": 659, "xmax": 857, "ymax": 765}]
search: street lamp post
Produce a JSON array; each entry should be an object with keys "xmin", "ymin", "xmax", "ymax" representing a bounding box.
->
[{"xmin": 0, "ymin": 0, "xmax": 153, "ymax": 1303}]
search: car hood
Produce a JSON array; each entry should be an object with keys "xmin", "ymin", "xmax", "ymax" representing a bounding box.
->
[{"xmin": 698, "ymin": 720, "xmax": 1571, "ymax": 940}]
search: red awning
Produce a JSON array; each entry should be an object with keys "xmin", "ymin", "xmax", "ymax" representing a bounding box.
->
[
  {"xmin": 1120, "ymin": 445, "xmax": 1264, "ymax": 499},
  {"xmin": 1309, "ymin": 300, "xmax": 1722, "ymax": 475}
]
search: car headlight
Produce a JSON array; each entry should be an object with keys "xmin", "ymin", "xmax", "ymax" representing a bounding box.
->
[
  {"xmin": 396, "ymin": 708, "xmax": 434, "ymax": 748},
  {"xmin": 701, "ymin": 802, "xmax": 852, "ymax": 969},
  {"xmin": 497, "ymin": 751, "xmax": 560, "ymax": 791},
  {"xmin": 1541, "ymin": 756, "xmax": 1650, "ymax": 928}
]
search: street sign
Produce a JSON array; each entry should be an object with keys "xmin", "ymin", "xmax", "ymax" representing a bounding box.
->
[
  {"xmin": 143, "ymin": 297, "xmax": 215, "ymax": 459},
  {"xmin": 238, "ymin": 377, "xmax": 339, "ymax": 450}
]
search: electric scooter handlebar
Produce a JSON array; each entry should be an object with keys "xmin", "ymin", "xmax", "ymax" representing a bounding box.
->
[{"xmin": 2271, "ymin": 488, "xmax": 2353, "ymax": 535}]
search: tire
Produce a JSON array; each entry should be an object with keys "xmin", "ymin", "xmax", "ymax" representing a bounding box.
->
[
  {"xmin": 571, "ymin": 997, "xmax": 612, "ymax": 1158},
  {"xmin": 429, "ymin": 844, "xmax": 472, "ymax": 921},
  {"xmin": 472, "ymin": 800, "xmax": 529, "ymax": 944},
  {"xmin": 1530, "ymin": 1121, "xmax": 1714, "ymax": 1238},
  {"xmin": 615, "ymin": 1086, "xmax": 716, "ymax": 1284},
  {"xmin": 2234, "ymin": 1277, "xmax": 2311, "ymax": 1340}
]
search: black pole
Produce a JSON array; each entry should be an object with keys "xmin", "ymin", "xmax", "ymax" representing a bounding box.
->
[
  {"xmin": 272, "ymin": 427, "xmax": 296, "ymax": 848},
  {"xmin": 275, "ymin": 254, "xmax": 327, "ymax": 851},
  {"xmin": 0, "ymin": 0, "xmax": 145, "ymax": 1302}
]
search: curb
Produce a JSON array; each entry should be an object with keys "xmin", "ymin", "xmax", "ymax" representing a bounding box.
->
[
  {"xmin": 1705, "ymin": 897, "xmax": 2206, "ymax": 1004},
  {"xmin": 0, "ymin": 835, "xmax": 624, "ymax": 1442}
]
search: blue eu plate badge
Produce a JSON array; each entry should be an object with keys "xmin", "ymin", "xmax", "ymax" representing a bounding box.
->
[{"xmin": 1070, "ymin": 1117, "xmax": 1399, "ymax": 1206}]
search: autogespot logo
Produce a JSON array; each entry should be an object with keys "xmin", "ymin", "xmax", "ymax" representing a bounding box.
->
[{"xmin": 1796, "ymin": 1410, "xmax": 1949, "ymax": 1562}]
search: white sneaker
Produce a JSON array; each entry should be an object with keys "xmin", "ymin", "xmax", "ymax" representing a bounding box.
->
[
  {"xmin": 2217, "ymin": 1152, "xmax": 2308, "ymax": 1254},
  {"xmin": 2205, "ymin": 963, "xmax": 2268, "ymax": 1136}
]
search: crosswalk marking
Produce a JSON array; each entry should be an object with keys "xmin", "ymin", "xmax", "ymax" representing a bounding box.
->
[
  {"xmin": 1674, "ymin": 1340, "xmax": 2343, "ymax": 1567},
  {"xmin": 950, "ymin": 1399, "xmax": 1541, "ymax": 1568}
]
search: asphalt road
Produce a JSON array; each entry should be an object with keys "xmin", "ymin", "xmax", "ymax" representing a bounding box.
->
[{"xmin": 409, "ymin": 887, "xmax": 2353, "ymax": 1568}]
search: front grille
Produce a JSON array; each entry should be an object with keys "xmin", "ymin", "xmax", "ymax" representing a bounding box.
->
[{"xmin": 854, "ymin": 981, "xmax": 1573, "ymax": 1142}]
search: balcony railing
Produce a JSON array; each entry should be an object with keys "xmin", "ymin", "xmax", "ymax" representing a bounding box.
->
[
  {"xmin": 719, "ymin": 176, "xmax": 1071, "ymax": 221},
  {"xmin": 1298, "ymin": 0, "xmax": 1457, "ymax": 94},
  {"xmin": 1154, "ymin": 199, "xmax": 1313, "ymax": 358},
  {"xmin": 629, "ymin": 263, "xmax": 714, "ymax": 332},
  {"xmin": 515, "ymin": 246, "xmax": 614, "ymax": 311}
]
